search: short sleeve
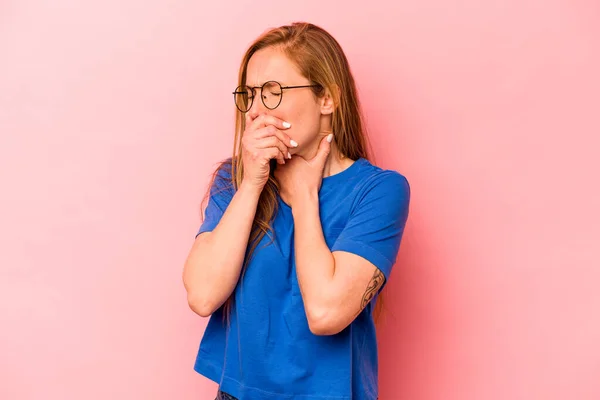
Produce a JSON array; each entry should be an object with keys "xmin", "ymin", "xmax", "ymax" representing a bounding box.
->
[
  {"xmin": 196, "ymin": 160, "xmax": 235, "ymax": 238},
  {"xmin": 331, "ymin": 171, "xmax": 410, "ymax": 282}
]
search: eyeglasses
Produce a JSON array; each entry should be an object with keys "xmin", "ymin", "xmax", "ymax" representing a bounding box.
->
[{"xmin": 233, "ymin": 80, "xmax": 321, "ymax": 113}]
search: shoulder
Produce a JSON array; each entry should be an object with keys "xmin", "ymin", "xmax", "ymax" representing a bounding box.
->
[
  {"xmin": 213, "ymin": 157, "xmax": 234, "ymax": 179},
  {"xmin": 352, "ymin": 159, "xmax": 410, "ymax": 203},
  {"xmin": 208, "ymin": 157, "xmax": 235, "ymax": 196}
]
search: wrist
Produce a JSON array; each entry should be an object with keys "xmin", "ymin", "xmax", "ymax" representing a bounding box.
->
[
  {"xmin": 238, "ymin": 180, "xmax": 264, "ymax": 199},
  {"xmin": 291, "ymin": 190, "xmax": 319, "ymax": 217}
]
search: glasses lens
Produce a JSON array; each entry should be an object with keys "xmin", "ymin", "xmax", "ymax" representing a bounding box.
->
[
  {"xmin": 234, "ymin": 86, "xmax": 252, "ymax": 112},
  {"xmin": 262, "ymin": 81, "xmax": 282, "ymax": 109}
]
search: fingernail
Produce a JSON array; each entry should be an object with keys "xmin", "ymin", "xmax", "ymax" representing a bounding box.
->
[
  {"xmin": 327, "ymin": 134, "xmax": 334, "ymax": 143},
  {"xmin": 287, "ymin": 152, "xmax": 292, "ymax": 159},
  {"xmin": 290, "ymin": 140, "xmax": 298, "ymax": 147},
  {"xmin": 283, "ymin": 121, "xmax": 291, "ymax": 128}
]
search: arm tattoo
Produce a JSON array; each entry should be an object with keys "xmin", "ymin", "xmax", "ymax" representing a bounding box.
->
[{"xmin": 360, "ymin": 268, "xmax": 384, "ymax": 310}]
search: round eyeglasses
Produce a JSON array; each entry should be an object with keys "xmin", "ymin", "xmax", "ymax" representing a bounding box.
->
[{"xmin": 233, "ymin": 81, "xmax": 321, "ymax": 113}]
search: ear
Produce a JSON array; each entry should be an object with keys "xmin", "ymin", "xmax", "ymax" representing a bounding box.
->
[{"xmin": 319, "ymin": 84, "xmax": 340, "ymax": 116}]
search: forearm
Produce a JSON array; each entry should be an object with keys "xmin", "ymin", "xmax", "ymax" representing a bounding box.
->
[
  {"xmin": 184, "ymin": 182, "xmax": 262, "ymax": 316},
  {"xmin": 292, "ymin": 192, "xmax": 338, "ymax": 321}
]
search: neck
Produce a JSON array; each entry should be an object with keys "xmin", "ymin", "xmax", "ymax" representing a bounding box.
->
[
  {"xmin": 300, "ymin": 133, "xmax": 355, "ymax": 178},
  {"xmin": 322, "ymin": 144, "xmax": 354, "ymax": 178}
]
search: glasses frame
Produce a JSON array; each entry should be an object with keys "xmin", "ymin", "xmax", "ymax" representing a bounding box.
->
[{"xmin": 232, "ymin": 80, "xmax": 321, "ymax": 113}]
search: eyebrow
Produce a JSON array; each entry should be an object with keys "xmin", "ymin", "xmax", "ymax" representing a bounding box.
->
[{"xmin": 245, "ymin": 81, "xmax": 286, "ymax": 87}]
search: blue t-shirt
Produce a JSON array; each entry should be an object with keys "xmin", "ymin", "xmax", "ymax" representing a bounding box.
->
[{"xmin": 194, "ymin": 157, "xmax": 410, "ymax": 400}]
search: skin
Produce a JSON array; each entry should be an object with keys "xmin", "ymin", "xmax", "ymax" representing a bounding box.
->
[
  {"xmin": 183, "ymin": 47, "xmax": 385, "ymax": 335},
  {"xmin": 241, "ymin": 46, "xmax": 355, "ymax": 186}
]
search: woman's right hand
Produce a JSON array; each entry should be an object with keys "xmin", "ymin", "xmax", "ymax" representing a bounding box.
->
[{"xmin": 241, "ymin": 114, "xmax": 297, "ymax": 190}]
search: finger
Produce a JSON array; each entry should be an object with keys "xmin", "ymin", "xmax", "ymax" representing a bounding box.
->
[
  {"xmin": 255, "ymin": 136, "xmax": 291, "ymax": 160},
  {"xmin": 248, "ymin": 114, "xmax": 292, "ymax": 132},
  {"xmin": 264, "ymin": 146, "xmax": 286, "ymax": 165},
  {"xmin": 253, "ymin": 125, "xmax": 298, "ymax": 148},
  {"xmin": 313, "ymin": 133, "xmax": 333, "ymax": 165}
]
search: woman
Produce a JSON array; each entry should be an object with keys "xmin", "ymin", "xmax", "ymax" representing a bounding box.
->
[{"xmin": 183, "ymin": 22, "xmax": 410, "ymax": 400}]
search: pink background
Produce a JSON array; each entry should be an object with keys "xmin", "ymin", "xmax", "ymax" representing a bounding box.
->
[{"xmin": 1, "ymin": 1, "xmax": 599, "ymax": 399}]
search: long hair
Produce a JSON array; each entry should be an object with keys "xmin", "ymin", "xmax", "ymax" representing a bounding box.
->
[{"xmin": 204, "ymin": 22, "xmax": 385, "ymax": 323}]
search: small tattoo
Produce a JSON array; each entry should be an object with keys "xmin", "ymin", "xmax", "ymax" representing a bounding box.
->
[{"xmin": 360, "ymin": 268, "xmax": 384, "ymax": 309}]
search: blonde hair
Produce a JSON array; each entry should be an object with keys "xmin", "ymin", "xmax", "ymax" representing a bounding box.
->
[{"xmin": 206, "ymin": 22, "xmax": 385, "ymax": 323}]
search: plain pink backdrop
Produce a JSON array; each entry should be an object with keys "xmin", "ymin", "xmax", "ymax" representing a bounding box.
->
[{"xmin": 1, "ymin": 1, "xmax": 599, "ymax": 399}]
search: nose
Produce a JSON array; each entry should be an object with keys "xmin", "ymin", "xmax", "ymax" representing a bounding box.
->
[{"xmin": 247, "ymin": 92, "xmax": 268, "ymax": 121}]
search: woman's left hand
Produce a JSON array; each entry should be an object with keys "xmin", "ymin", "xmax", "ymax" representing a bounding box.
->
[{"xmin": 274, "ymin": 134, "xmax": 333, "ymax": 208}]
